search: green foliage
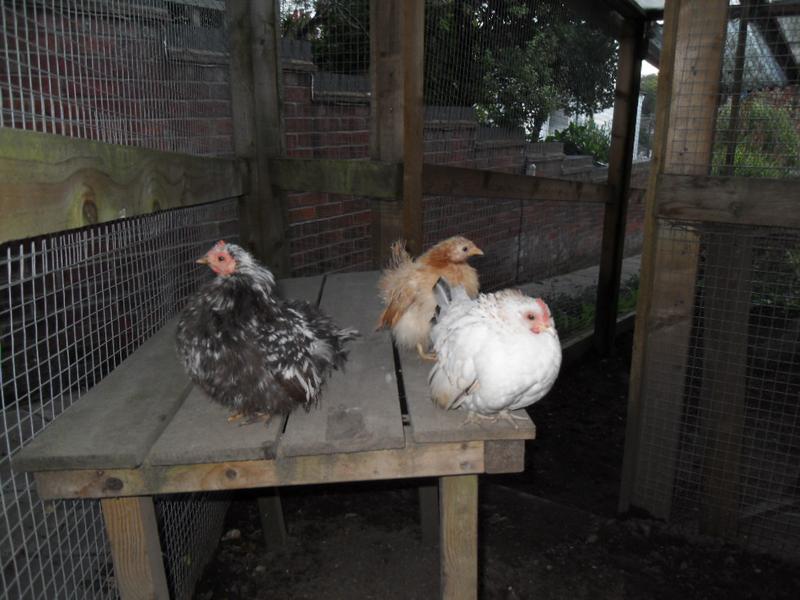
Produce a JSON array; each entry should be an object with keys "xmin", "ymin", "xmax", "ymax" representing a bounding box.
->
[
  {"xmin": 712, "ymin": 97, "xmax": 800, "ymax": 178},
  {"xmin": 546, "ymin": 120, "xmax": 611, "ymax": 163}
]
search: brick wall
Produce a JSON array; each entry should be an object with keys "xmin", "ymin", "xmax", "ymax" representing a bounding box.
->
[{"xmin": 282, "ymin": 54, "xmax": 647, "ymax": 282}]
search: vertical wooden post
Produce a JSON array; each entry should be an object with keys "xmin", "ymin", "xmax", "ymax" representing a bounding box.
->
[
  {"xmin": 418, "ymin": 481, "xmax": 439, "ymax": 545},
  {"xmin": 439, "ymin": 474, "xmax": 478, "ymax": 600},
  {"xmin": 370, "ymin": 0, "xmax": 425, "ymax": 265},
  {"xmin": 619, "ymin": 0, "xmax": 730, "ymax": 518},
  {"xmin": 101, "ymin": 497, "xmax": 170, "ymax": 600},
  {"xmin": 594, "ymin": 20, "xmax": 646, "ymax": 355},
  {"xmin": 227, "ymin": 0, "xmax": 289, "ymax": 276},
  {"xmin": 258, "ymin": 488, "xmax": 288, "ymax": 550}
]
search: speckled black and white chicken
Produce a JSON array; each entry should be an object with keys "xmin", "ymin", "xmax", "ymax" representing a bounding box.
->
[
  {"xmin": 429, "ymin": 278, "xmax": 561, "ymax": 426},
  {"xmin": 176, "ymin": 241, "xmax": 358, "ymax": 422}
]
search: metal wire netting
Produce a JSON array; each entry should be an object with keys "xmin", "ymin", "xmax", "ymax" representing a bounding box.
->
[
  {"xmin": 667, "ymin": 1, "xmax": 800, "ymax": 178},
  {"xmin": 1, "ymin": 199, "xmax": 238, "ymax": 599},
  {"xmin": 634, "ymin": 221, "xmax": 800, "ymax": 561},
  {"xmin": 279, "ymin": 1, "xmax": 374, "ymax": 275},
  {"xmin": 0, "ymin": 0, "xmax": 234, "ymax": 156}
]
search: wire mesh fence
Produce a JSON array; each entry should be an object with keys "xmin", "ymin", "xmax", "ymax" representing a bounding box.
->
[
  {"xmin": 667, "ymin": 1, "xmax": 800, "ymax": 178},
  {"xmin": 0, "ymin": 0, "xmax": 234, "ymax": 156},
  {"xmin": 279, "ymin": 1, "xmax": 374, "ymax": 275},
  {"xmin": 633, "ymin": 220, "xmax": 800, "ymax": 561},
  {"xmin": 1, "ymin": 199, "xmax": 238, "ymax": 599}
]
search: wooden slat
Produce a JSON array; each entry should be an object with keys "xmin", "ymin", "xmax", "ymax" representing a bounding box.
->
[
  {"xmin": 278, "ymin": 271, "xmax": 406, "ymax": 457},
  {"xmin": 146, "ymin": 387, "xmax": 285, "ymax": 465},
  {"xmin": 439, "ymin": 474, "xmax": 478, "ymax": 600},
  {"xmin": 14, "ymin": 322, "xmax": 191, "ymax": 472},
  {"xmin": 422, "ymin": 164, "xmax": 610, "ymax": 204},
  {"xmin": 400, "ymin": 347, "xmax": 536, "ymax": 444},
  {"xmin": 101, "ymin": 497, "xmax": 170, "ymax": 600},
  {"xmin": 269, "ymin": 158, "xmax": 401, "ymax": 199},
  {"xmin": 656, "ymin": 174, "xmax": 800, "ymax": 228},
  {"xmin": 0, "ymin": 129, "xmax": 243, "ymax": 244},
  {"xmin": 34, "ymin": 441, "xmax": 486, "ymax": 499}
]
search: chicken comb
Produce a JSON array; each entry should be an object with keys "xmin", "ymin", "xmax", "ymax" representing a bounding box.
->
[
  {"xmin": 535, "ymin": 298, "xmax": 550, "ymax": 317},
  {"xmin": 213, "ymin": 240, "xmax": 227, "ymax": 249}
]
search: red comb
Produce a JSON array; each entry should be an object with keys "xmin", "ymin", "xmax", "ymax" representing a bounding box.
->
[
  {"xmin": 535, "ymin": 298, "xmax": 550, "ymax": 316},
  {"xmin": 213, "ymin": 240, "xmax": 227, "ymax": 249}
]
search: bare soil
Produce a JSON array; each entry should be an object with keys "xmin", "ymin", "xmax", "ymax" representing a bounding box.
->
[{"xmin": 194, "ymin": 333, "xmax": 800, "ymax": 599}]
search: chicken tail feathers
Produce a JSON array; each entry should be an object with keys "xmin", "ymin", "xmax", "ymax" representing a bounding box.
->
[
  {"xmin": 388, "ymin": 239, "xmax": 412, "ymax": 269},
  {"xmin": 432, "ymin": 277, "xmax": 453, "ymax": 324}
]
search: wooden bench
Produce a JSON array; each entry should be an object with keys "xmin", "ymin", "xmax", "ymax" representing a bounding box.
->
[{"xmin": 14, "ymin": 271, "xmax": 535, "ymax": 600}]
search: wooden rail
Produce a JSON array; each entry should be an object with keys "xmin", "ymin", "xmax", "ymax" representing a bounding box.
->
[{"xmin": 0, "ymin": 128, "xmax": 244, "ymax": 244}]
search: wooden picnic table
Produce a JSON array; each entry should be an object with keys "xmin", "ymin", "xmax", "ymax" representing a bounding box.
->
[{"xmin": 14, "ymin": 271, "xmax": 535, "ymax": 600}]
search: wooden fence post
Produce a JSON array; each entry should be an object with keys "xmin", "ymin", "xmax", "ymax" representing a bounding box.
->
[
  {"xmin": 227, "ymin": 0, "xmax": 289, "ymax": 276},
  {"xmin": 370, "ymin": 0, "xmax": 425, "ymax": 265},
  {"xmin": 594, "ymin": 20, "xmax": 646, "ymax": 355}
]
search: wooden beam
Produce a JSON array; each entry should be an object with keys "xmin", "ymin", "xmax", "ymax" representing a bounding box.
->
[
  {"xmin": 0, "ymin": 129, "xmax": 243, "ymax": 244},
  {"xmin": 618, "ymin": 0, "xmax": 683, "ymax": 514},
  {"xmin": 402, "ymin": 0, "xmax": 425, "ymax": 255},
  {"xmin": 422, "ymin": 164, "xmax": 610, "ymax": 204},
  {"xmin": 594, "ymin": 21, "xmax": 646, "ymax": 355},
  {"xmin": 258, "ymin": 488, "xmax": 288, "ymax": 551},
  {"xmin": 227, "ymin": 0, "xmax": 289, "ymax": 275},
  {"xmin": 439, "ymin": 475, "xmax": 478, "ymax": 600},
  {"xmin": 268, "ymin": 158, "xmax": 402, "ymax": 199},
  {"xmin": 370, "ymin": 0, "xmax": 406, "ymax": 266},
  {"xmin": 33, "ymin": 441, "xmax": 487, "ymax": 500},
  {"xmin": 656, "ymin": 175, "xmax": 800, "ymax": 228},
  {"xmin": 101, "ymin": 497, "xmax": 170, "ymax": 600}
]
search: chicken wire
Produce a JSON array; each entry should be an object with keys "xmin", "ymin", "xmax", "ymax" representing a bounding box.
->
[
  {"xmin": 0, "ymin": 0, "xmax": 234, "ymax": 156},
  {"xmin": 1, "ymin": 199, "xmax": 239, "ymax": 599},
  {"xmin": 633, "ymin": 221, "xmax": 800, "ymax": 562},
  {"xmin": 279, "ymin": 1, "xmax": 373, "ymax": 275},
  {"xmin": 667, "ymin": 1, "xmax": 800, "ymax": 178},
  {"xmin": 422, "ymin": 194, "xmax": 626, "ymax": 342}
]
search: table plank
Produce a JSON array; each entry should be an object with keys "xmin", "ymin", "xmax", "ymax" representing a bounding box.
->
[
  {"xmin": 14, "ymin": 322, "xmax": 191, "ymax": 472},
  {"xmin": 278, "ymin": 271, "xmax": 406, "ymax": 457},
  {"xmin": 400, "ymin": 348, "xmax": 536, "ymax": 443}
]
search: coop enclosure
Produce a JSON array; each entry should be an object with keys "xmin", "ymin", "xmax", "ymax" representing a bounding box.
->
[
  {"xmin": 1, "ymin": 1, "xmax": 661, "ymax": 598},
  {"xmin": 621, "ymin": 0, "xmax": 800, "ymax": 563}
]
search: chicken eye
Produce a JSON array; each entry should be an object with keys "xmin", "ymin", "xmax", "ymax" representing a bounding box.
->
[
  {"xmin": 217, "ymin": 255, "xmax": 225, "ymax": 262},
  {"xmin": 462, "ymin": 246, "xmax": 468, "ymax": 252},
  {"xmin": 526, "ymin": 312, "xmax": 536, "ymax": 321}
]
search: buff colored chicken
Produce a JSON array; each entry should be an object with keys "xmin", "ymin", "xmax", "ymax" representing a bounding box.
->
[{"xmin": 376, "ymin": 236, "xmax": 483, "ymax": 360}]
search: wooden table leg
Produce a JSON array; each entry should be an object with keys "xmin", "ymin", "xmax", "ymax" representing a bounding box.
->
[
  {"xmin": 101, "ymin": 497, "xmax": 170, "ymax": 600},
  {"xmin": 258, "ymin": 487, "xmax": 288, "ymax": 550},
  {"xmin": 419, "ymin": 481, "xmax": 439, "ymax": 545},
  {"xmin": 439, "ymin": 474, "xmax": 478, "ymax": 600}
]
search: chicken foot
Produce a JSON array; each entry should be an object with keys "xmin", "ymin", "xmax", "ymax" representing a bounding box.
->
[
  {"xmin": 416, "ymin": 343, "xmax": 438, "ymax": 362},
  {"xmin": 227, "ymin": 411, "xmax": 272, "ymax": 426}
]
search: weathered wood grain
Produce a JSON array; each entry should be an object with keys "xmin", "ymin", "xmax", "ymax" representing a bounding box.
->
[
  {"xmin": 439, "ymin": 474, "xmax": 478, "ymax": 600},
  {"xmin": 402, "ymin": 0, "xmax": 425, "ymax": 255},
  {"xmin": 400, "ymin": 347, "xmax": 536, "ymax": 444},
  {"xmin": 34, "ymin": 441, "xmax": 486, "ymax": 499},
  {"xmin": 14, "ymin": 322, "xmax": 191, "ymax": 472},
  {"xmin": 278, "ymin": 271, "xmax": 406, "ymax": 457},
  {"xmin": 101, "ymin": 497, "xmax": 169, "ymax": 600},
  {"xmin": 269, "ymin": 158, "xmax": 401, "ymax": 199},
  {"xmin": 146, "ymin": 387, "xmax": 285, "ymax": 465},
  {"xmin": 484, "ymin": 440, "xmax": 526, "ymax": 474},
  {"xmin": 656, "ymin": 174, "xmax": 800, "ymax": 229},
  {"xmin": 0, "ymin": 128, "xmax": 243, "ymax": 244},
  {"xmin": 422, "ymin": 164, "xmax": 610, "ymax": 204}
]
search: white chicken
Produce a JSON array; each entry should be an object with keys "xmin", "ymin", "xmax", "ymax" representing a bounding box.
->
[{"xmin": 429, "ymin": 278, "xmax": 561, "ymax": 425}]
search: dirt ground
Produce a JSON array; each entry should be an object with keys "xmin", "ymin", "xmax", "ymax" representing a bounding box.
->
[{"xmin": 194, "ymin": 333, "xmax": 800, "ymax": 599}]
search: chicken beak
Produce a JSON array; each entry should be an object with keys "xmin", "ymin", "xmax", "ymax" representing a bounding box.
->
[
  {"xmin": 470, "ymin": 247, "xmax": 484, "ymax": 257},
  {"xmin": 196, "ymin": 256, "xmax": 209, "ymax": 265}
]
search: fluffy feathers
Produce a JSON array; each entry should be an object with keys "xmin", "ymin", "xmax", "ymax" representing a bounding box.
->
[
  {"xmin": 176, "ymin": 241, "xmax": 357, "ymax": 420},
  {"xmin": 377, "ymin": 236, "xmax": 482, "ymax": 359},
  {"xmin": 429, "ymin": 278, "xmax": 561, "ymax": 422}
]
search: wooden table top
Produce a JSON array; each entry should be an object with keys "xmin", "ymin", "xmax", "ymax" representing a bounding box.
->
[{"xmin": 15, "ymin": 271, "xmax": 534, "ymax": 499}]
